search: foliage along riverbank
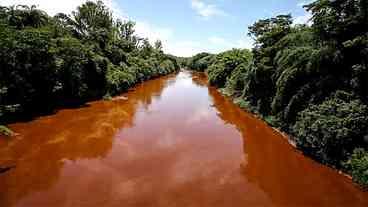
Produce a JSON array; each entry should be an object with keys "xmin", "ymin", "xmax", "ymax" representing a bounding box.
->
[
  {"xmin": 0, "ymin": 1, "xmax": 180, "ymax": 130},
  {"xmin": 186, "ymin": 0, "xmax": 368, "ymax": 188},
  {"xmin": 0, "ymin": 125, "xmax": 13, "ymax": 137}
]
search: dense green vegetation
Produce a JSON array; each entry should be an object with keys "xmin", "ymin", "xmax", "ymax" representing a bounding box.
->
[
  {"xmin": 0, "ymin": 1, "xmax": 179, "ymax": 127},
  {"xmin": 186, "ymin": 0, "xmax": 368, "ymax": 187}
]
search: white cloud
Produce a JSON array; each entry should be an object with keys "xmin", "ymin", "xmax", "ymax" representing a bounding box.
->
[
  {"xmin": 191, "ymin": 0, "xmax": 227, "ymax": 19},
  {"xmin": 0, "ymin": 0, "xmax": 124, "ymax": 17},
  {"xmin": 208, "ymin": 36, "xmax": 227, "ymax": 45},
  {"xmin": 236, "ymin": 38, "xmax": 254, "ymax": 49},
  {"xmin": 294, "ymin": 12, "xmax": 312, "ymax": 25},
  {"xmin": 165, "ymin": 36, "xmax": 254, "ymax": 57},
  {"xmin": 163, "ymin": 35, "xmax": 254, "ymax": 57},
  {"xmin": 134, "ymin": 21, "xmax": 202, "ymax": 57},
  {"xmin": 294, "ymin": 1, "xmax": 314, "ymax": 25},
  {"xmin": 208, "ymin": 36, "xmax": 254, "ymax": 51},
  {"xmin": 0, "ymin": 0, "xmax": 85, "ymax": 16},
  {"xmin": 165, "ymin": 40, "xmax": 205, "ymax": 57},
  {"xmin": 297, "ymin": 0, "xmax": 314, "ymax": 8},
  {"xmin": 186, "ymin": 106, "xmax": 211, "ymax": 125},
  {"xmin": 135, "ymin": 21, "xmax": 173, "ymax": 44}
]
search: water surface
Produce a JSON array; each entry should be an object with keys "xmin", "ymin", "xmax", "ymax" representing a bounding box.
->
[{"xmin": 0, "ymin": 71, "xmax": 367, "ymax": 207}]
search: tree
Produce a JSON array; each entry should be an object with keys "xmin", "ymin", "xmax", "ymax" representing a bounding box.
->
[
  {"xmin": 1, "ymin": 5, "xmax": 48, "ymax": 29},
  {"xmin": 139, "ymin": 38, "xmax": 154, "ymax": 58},
  {"xmin": 186, "ymin": 52, "xmax": 214, "ymax": 71},
  {"xmin": 248, "ymin": 14, "xmax": 293, "ymax": 48},
  {"xmin": 343, "ymin": 148, "xmax": 368, "ymax": 187},
  {"xmin": 305, "ymin": 0, "xmax": 368, "ymax": 44},
  {"xmin": 154, "ymin": 40, "xmax": 163, "ymax": 51},
  {"xmin": 113, "ymin": 20, "xmax": 141, "ymax": 52},
  {"xmin": 0, "ymin": 27, "xmax": 58, "ymax": 113},
  {"xmin": 0, "ymin": 1, "xmax": 179, "ymax": 123},
  {"xmin": 244, "ymin": 14, "xmax": 293, "ymax": 114},
  {"xmin": 207, "ymin": 49, "xmax": 252, "ymax": 88},
  {"xmin": 55, "ymin": 0, "xmax": 113, "ymax": 47}
]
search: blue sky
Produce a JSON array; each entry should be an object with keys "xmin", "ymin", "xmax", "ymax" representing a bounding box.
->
[{"xmin": 1, "ymin": 0, "xmax": 313, "ymax": 56}]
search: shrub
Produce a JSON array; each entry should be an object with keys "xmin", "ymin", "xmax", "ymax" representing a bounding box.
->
[
  {"xmin": 106, "ymin": 64, "xmax": 136, "ymax": 95},
  {"xmin": 159, "ymin": 60, "xmax": 176, "ymax": 74},
  {"xmin": 187, "ymin": 52, "xmax": 213, "ymax": 71},
  {"xmin": 207, "ymin": 63, "xmax": 228, "ymax": 87},
  {"xmin": 233, "ymin": 98, "xmax": 256, "ymax": 112},
  {"xmin": 0, "ymin": 125, "xmax": 14, "ymax": 137},
  {"xmin": 292, "ymin": 91, "xmax": 368, "ymax": 166},
  {"xmin": 52, "ymin": 37, "xmax": 90, "ymax": 99},
  {"xmin": 0, "ymin": 28, "xmax": 58, "ymax": 112},
  {"xmin": 207, "ymin": 49, "xmax": 252, "ymax": 88},
  {"xmin": 343, "ymin": 148, "xmax": 368, "ymax": 188},
  {"xmin": 195, "ymin": 55, "xmax": 215, "ymax": 72},
  {"xmin": 264, "ymin": 115, "xmax": 280, "ymax": 127},
  {"xmin": 224, "ymin": 63, "xmax": 251, "ymax": 97}
]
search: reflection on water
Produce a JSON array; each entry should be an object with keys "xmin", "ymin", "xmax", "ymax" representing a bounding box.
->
[{"xmin": 0, "ymin": 71, "xmax": 367, "ymax": 207}]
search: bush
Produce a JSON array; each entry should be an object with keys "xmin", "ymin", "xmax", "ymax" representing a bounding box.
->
[
  {"xmin": 0, "ymin": 125, "xmax": 14, "ymax": 137},
  {"xmin": 159, "ymin": 60, "xmax": 176, "ymax": 74},
  {"xmin": 187, "ymin": 52, "xmax": 213, "ymax": 71},
  {"xmin": 195, "ymin": 55, "xmax": 215, "ymax": 72},
  {"xmin": 207, "ymin": 63, "xmax": 228, "ymax": 87},
  {"xmin": 207, "ymin": 49, "xmax": 252, "ymax": 88},
  {"xmin": 292, "ymin": 91, "xmax": 368, "ymax": 166},
  {"xmin": 224, "ymin": 63, "xmax": 251, "ymax": 97},
  {"xmin": 0, "ymin": 28, "xmax": 58, "ymax": 111},
  {"xmin": 343, "ymin": 148, "xmax": 368, "ymax": 188},
  {"xmin": 264, "ymin": 115, "xmax": 280, "ymax": 127},
  {"xmin": 52, "ymin": 37, "xmax": 90, "ymax": 99},
  {"xmin": 106, "ymin": 64, "xmax": 136, "ymax": 95},
  {"xmin": 232, "ymin": 97, "xmax": 260, "ymax": 115}
]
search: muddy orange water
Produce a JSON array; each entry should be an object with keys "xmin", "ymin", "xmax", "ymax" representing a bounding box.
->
[{"xmin": 0, "ymin": 71, "xmax": 367, "ymax": 207}]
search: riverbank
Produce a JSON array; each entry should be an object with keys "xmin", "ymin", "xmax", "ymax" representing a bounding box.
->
[
  {"xmin": 193, "ymin": 68, "xmax": 366, "ymax": 189},
  {"xmin": 219, "ymin": 86, "xmax": 361, "ymax": 184},
  {"xmin": 0, "ymin": 71, "xmax": 180, "ymax": 138}
]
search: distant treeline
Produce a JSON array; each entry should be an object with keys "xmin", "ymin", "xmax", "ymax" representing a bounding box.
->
[
  {"xmin": 186, "ymin": 0, "xmax": 368, "ymax": 187},
  {"xmin": 0, "ymin": 1, "xmax": 179, "ymax": 124}
]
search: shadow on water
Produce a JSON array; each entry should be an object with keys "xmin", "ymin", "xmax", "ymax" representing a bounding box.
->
[
  {"xmin": 0, "ymin": 166, "xmax": 15, "ymax": 174},
  {"xmin": 1, "ymin": 101, "xmax": 92, "ymax": 125}
]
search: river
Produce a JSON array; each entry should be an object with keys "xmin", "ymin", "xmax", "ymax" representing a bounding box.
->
[{"xmin": 0, "ymin": 71, "xmax": 367, "ymax": 207}]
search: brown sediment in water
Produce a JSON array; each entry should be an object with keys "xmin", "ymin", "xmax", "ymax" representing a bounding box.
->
[{"xmin": 0, "ymin": 71, "xmax": 367, "ymax": 207}]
